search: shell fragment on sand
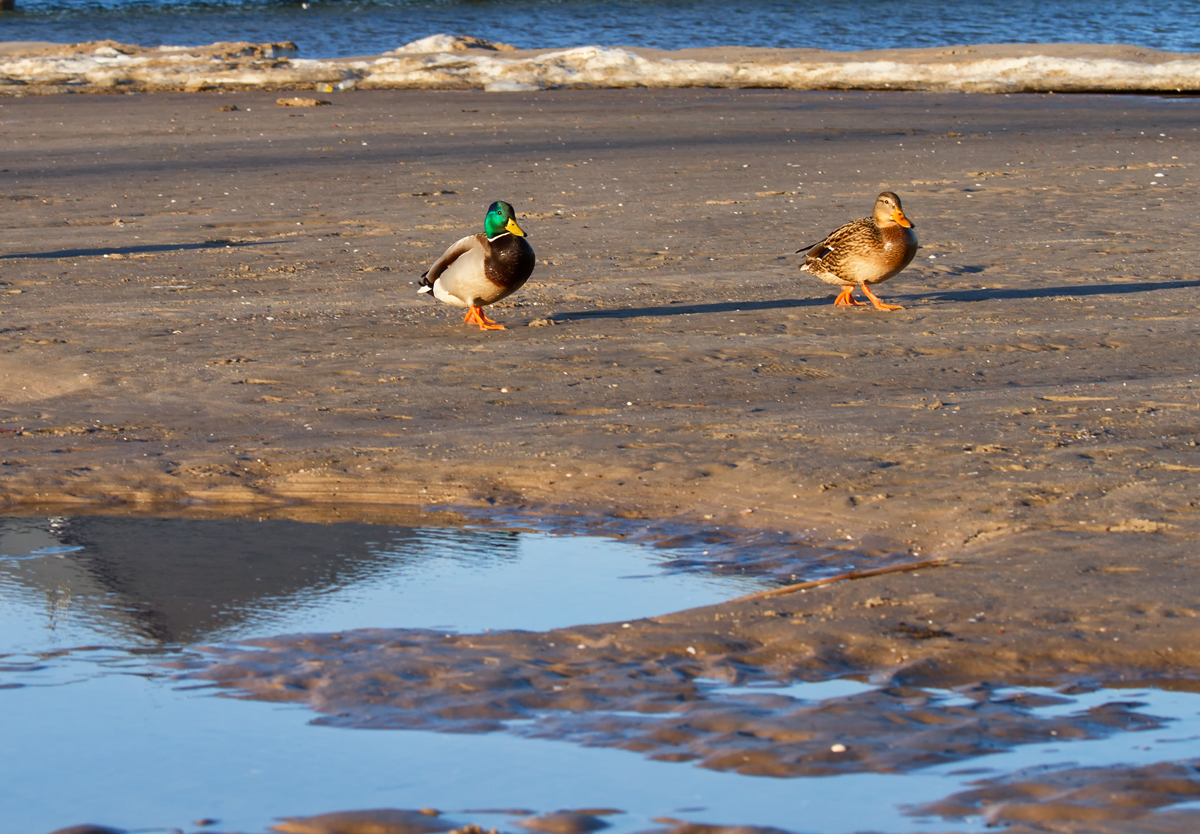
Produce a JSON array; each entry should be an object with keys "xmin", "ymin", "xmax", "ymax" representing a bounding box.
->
[{"xmin": 277, "ymin": 96, "xmax": 331, "ymax": 106}]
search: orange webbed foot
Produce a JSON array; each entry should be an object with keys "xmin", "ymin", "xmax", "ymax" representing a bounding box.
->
[
  {"xmin": 860, "ymin": 284, "xmax": 904, "ymax": 311},
  {"xmin": 833, "ymin": 286, "xmax": 866, "ymax": 307},
  {"xmin": 464, "ymin": 306, "xmax": 506, "ymax": 330}
]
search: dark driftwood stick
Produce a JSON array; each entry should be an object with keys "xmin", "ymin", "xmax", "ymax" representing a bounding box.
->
[{"xmin": 728, "ymin": 557, "xmax": 951, "ymax": 603}]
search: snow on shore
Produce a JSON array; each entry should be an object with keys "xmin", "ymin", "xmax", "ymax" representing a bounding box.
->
[{"xmin": 2, "ymin": 36, "xmax": 1199, "ymax": 94}]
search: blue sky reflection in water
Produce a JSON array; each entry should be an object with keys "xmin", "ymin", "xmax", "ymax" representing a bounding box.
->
[
  {"xmin": 3, "ymin": 0, "xmax": 1200, "ymax": 58},
  {"xmin": 3, "ymin": 516, "xmax": 1200, "ymax": 833},
  {"xmin": 0, "ymin": 515, "xmax": 767, "ymax": 651}
]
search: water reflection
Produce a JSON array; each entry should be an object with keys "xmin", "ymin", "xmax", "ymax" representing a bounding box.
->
[
  {"xmin": 0, "ymin": 515, "xmax": 766, "ymax": 653},
  {"xmin": 1, "ymin": 516, "xmax": 478, "ymax": 645}
]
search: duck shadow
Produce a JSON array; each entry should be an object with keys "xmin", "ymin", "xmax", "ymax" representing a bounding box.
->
[
  {"xmin": 557, "ymin": 277, "xmax": 1197, "ymax": 322},
  {"xmin": 560, "ymin": 297, "xmax": 825, "ymax": 321},
  {"xmin": 0, "ymin": 239, "xmax": 277, "ymax": 261},
  {"xmin": 902, "ymin": 278, "xmax": 1200, "ymax": 304}
]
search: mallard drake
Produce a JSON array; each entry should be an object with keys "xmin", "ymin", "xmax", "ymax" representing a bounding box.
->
[
  {"xmin": 797, "ymin": 191, "xmax": 917, "ymax": 311},
  {"xmin": 418, "ymin": 200, "xmax": 535, "ymax": 330}
]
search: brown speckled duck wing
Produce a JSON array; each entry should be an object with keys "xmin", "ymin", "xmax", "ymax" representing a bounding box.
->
[{"xmin": 802, "ymin": 217, "xmax": 877, "ymax": 280}]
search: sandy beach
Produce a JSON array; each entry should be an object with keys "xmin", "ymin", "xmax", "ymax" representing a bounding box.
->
[{"xmin": 4, "ymin": 81, "xmax": 1200, "ymax": 830}]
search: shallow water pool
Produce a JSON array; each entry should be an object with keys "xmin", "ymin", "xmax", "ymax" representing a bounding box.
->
[
  {"xmin": 2, "ymin": 515, "xmax": 1198, "ymax": 834},
  {"xmin": 0, "ymin": 515, "xmax": 773, "ymax": 649}
]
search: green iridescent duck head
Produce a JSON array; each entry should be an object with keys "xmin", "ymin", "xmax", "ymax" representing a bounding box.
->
[{"xmin": 484, "ymin": 200, "xmax": 526, "ymax": 239}]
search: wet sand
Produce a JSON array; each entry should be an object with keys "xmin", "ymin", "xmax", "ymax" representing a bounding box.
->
[{"xmin": 3, "ymin": 87, "xmax": 1200, "ymax": 831}]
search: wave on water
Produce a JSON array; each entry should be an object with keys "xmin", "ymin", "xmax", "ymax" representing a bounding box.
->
[{"xmin": 3, "ymin": 36, "xmax": 1200, "ymax": 94}]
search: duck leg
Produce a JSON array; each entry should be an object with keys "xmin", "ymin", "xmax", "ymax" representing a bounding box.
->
[
  {"xmin": 833, "ymin": 286, "xmax": 866, "ymax": 307},
  {"xmin": 859, "ymin": 283, "xmax": 905, "ymax": 311},
  {"xmin": 463, "ymin": 305, "xmax": 506, "ymax": 330}
]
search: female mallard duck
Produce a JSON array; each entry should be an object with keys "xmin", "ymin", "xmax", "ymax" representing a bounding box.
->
[
  {"xmin": 418, "ymin": 200, "xmax": 535, "ymax": 330},
  {"xmin": 797, "ymin": 191, "xmax": 917, "ymax": 311}
]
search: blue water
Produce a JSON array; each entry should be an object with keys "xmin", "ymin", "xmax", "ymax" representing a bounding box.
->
[
  {"xmin": 5, "ymin": 518, "xmax": 1200, "ymax": 834},
  {"xmin": 2, "ymin": 0, "xmax": 1199, "ymax": 59}
]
